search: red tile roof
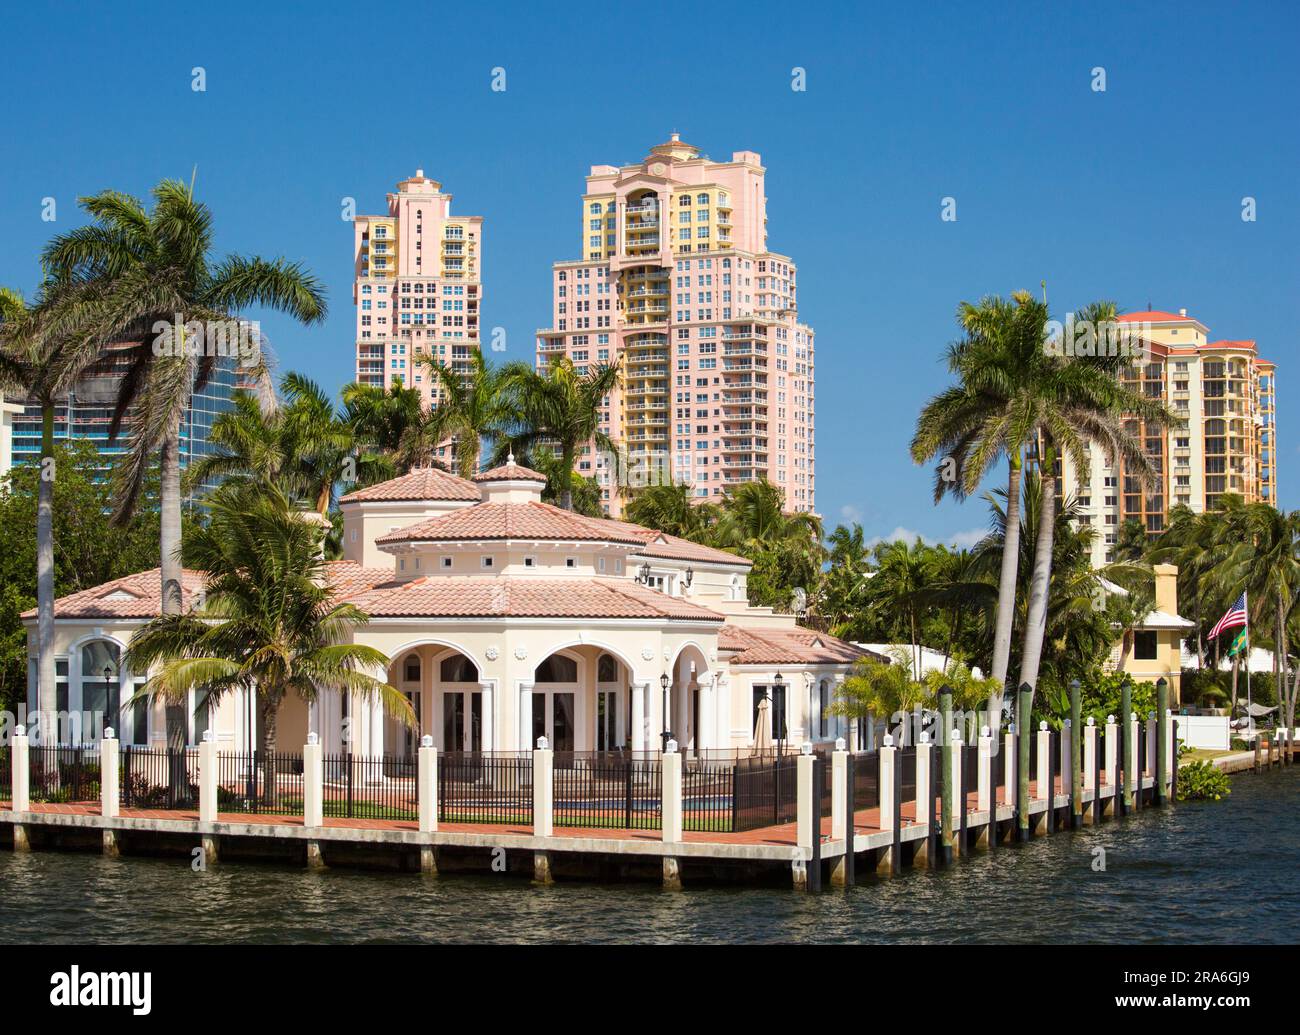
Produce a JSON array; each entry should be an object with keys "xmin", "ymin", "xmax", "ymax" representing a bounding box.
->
[
  {"xmin": 719, "ymin": 624, "xmax": 871, "ymax": 665},
  {"xmin": 474, "ymin": 460, "xmax": 547, "ymax": 482},
  {"xmin": 1204, "ymin": 339, "xmax": 1257, "ymax": 351},
  {"xmin": 24, "ymin": 561, "xmax": 392, "ymax": 621},
  {"xmin": 343, "ymin": 576, "xmax": 725, "ymax": 622},
  {"xmin": 1117, "ymin": 311, "xmax": 1197, "ymax": 324},
  {"xmin": 338, "ymin": 467, "xmax": 480, "ymax": 504},
  {"xmin": 374, "ymin": 498, "xmax": 754, "ymax": 567},
  {"xmin": 376, "ymin": 500, "xmax": 650, "ymax": 546}
]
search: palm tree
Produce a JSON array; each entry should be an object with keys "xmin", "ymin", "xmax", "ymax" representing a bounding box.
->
[
  {"xmin": 625, "ymin": 482, "xmax": 719, "ymax": 539},
  {"xmin": 1150, "ymin": 503, "xmax": 1232, "ymax": 668},
  {"xmin": 0, "ymin": 282, "xmax": 108, "ymax": 737},
  {"xmin": 505, "ymin": 354, "xmax": 621, "ymax": 511},
  {"xmin": 1212, "ymin": 502, "xmax": 1300, "ymax": 729},
  {"xmin": 712, "ymin": 479, "xmax": 825, "ymax": 611},
  {"xmin": 124, "ymin": 485, "xmax": 413, "ymax": 798},
  {"xmin": 415, "ymin": 350, "xmax": 522, "ymax": 479},
  {"xmin": 861, "ymin": 538, "xmax": 939, "ymax": 679},
  {"xmin": 41, "ymin": 179, "xmax": 326, "ymax": 622},
  {"xmin": 1015, "ymin": 301, "xmax": 1173, "ymax": 696},
  {"xmin": 911, "ymin": 293, "xmax": 1048, "ymax": 698},
  {"xmin": 342, "ymin": 379, "xmax": 440, "ymax": 474}
]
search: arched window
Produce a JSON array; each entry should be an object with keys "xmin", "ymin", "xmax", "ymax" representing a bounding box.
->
[
  {"xmin": 440, "ymin": 654, "xmax": 478, "ymax": 683},
  {"xmin": 534, "ymin": 654, "xmax": 578, "ymax": 683},
  {"xmin": 597, "ymin": 654, "xmax": 619, "ymax": 683},
  {"xmin": 403, "ymin": 655, "xmax": 421, "ymax": 683},
  {"xmin": 80, "ymin": 640, "xmax": 120, "ymax": 741}
]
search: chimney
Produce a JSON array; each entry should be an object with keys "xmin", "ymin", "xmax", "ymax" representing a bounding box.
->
[
  {"xmin": 1178, "ymin": 308, "xmax": 1187, "ymax": 317},
  {"xmin": 416, "ymin": 168, "xmax": 424, "ymax": 178},
  {"xmin": 1153, "ymin": 563, "xmax": 1179, "ymax": 615}
]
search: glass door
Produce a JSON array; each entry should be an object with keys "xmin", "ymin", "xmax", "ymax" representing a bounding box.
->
[{"xmin": 442, "ymin": 691, "xmax": 481, "ymax": 753}]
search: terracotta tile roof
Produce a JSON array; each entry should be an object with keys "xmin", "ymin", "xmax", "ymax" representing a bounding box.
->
[
  {"xmin": 338, "ymin": 467, "xmax": 480, "ymax": 504},
  {"xmin": 562, "ymin": 514, "xmax": 753, "ymax": 567},
  {"xmin": 1117, "ymin": 311, "xmax": 1198, "ymax": 324},
  {"xmin": 474, "ymin": 460, "xmax": 546, "ymax": 482},
  {"xmin": 343, "ymin": 575, "xmax": 725, "ymax": 622},
  {"xmin": 376, "ymin": 500, "xmax": 650, "ymax": 547},
  {"xmin": 719, "ymin": 624, "xmax": 871, "ymax": 666},
  {"xmin": 25, "ymin": 561, "xmax": 392, "ymax": 621}
]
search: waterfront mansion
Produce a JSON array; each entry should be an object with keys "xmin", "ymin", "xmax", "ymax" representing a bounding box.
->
[{"xmin": 23, "ymin": 460, "xmax": 866, "ymax": 758}]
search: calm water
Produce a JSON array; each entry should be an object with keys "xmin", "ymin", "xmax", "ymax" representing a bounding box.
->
[{"xmin": 1, "ymin": 768, "xmax": 1295, "ymax": 944}]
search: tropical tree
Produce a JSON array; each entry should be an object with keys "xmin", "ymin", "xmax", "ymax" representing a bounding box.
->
[
  {"xmin": 41, "ymin": 179, "xmax": 327, "ymax": 623},
  {"xmin": 504, "ymin": 354, "xmax": 621, "ymax": 511},
  {"xmin": 712, "ymin": 479, "xmax": 824, "ymax": 612},
  {"xmin": 624, "ymin": 482, "xmax": 720, "ymax": 540},
  {"xmin": 342, "ymin": 379, "xmax": 441, "ymax": 474},
  {"xmin": 911, "ymin": 293, "xmax": 1049, "ymax": 698},
  {"xmin": 818, "ymin": 523, "xmax": 873, "ymax": 636},
  {"xmin": 124, "ymin": 486, "xmax": 413, "ymax": 796},
  {"xmin": 415, "ymin": 350, "xmax": 522, "ymax": 479},
  {"xmin": 0, "ymin": 282, "xmax": 109, "ymax": 734}
]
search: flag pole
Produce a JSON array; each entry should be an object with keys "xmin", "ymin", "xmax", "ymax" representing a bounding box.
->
[{"xmin": 1244, "ymin": 591, "xmax": 1252, "ymax": 723}]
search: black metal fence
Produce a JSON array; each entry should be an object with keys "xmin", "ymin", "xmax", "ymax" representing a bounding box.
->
[
  {"xmin": 323, "ymin": 753, "xmax": 418, "ymax": 821},
  {"xmin": 963, "ymin": 743, "xmax": 980, "ymax": 800},
  {"xmin": 29, "ymin": 746, "xmax": 101, "ymax": 804},
  {"xmin": 682, "ymin": 756, "xmax": 735, "ymax": 833},
  {"xmin": 899, "ymin": 746, "xmax": 917, "ymax": 805},
  {"xmin": 852, "ymin": 751, "xmax": 879, "ymax": 812},
  {"xmin": 0, "ymin": 746, "xmax": 10, "ymax": 804},
  {"xmin": 215, "ymin": 751, "xmax": 305, "ymax": 817},
  {"xmin": 553, "ymin": 752, "xmax": 662, "ymax": 830},
  {"xmin": 733, "ymin": 753, "xmax": 799, "ymax": 832},
  {"xmin": 120, "ymin": 746, "xmax": 198, "ymax": 810},
  {"xmin": 439, "ymin": 751, "xmax": 533, "ymax": 825}
]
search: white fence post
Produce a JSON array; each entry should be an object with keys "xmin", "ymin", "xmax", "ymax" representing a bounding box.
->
[
  {"xmin": 977, "ymin": 727, "xmax": 992, "ymax": 812},
  {"xmin": 831, "ymin": 740, "xmax": 848, "ymax": 841},
  {"xmin": 879, "ymin": 739, "xmax": 897, "ymax": 831},
  {"xmin": 12, "ymin": 727, "xmax": 30, "ymax": 813},
  {"xmin": 199, "ymin": 732, "xmax": 218, "ymax": 823},
  {"xmin": 796, "ymin": 748, "xmax": 814, "ymax": 852},
  {"xmin": 948, "ymin": 729, "xmax": 964, "ymax": 827},
  {"xmin": 101, "ymin": 730, "xmax": 119, "ymax": 819},
  {"xmin": 661, "ymin": 741, "xmax": 682, "ymax": 843},
  {"xmin": 1036, "ymin": 723, "xmax": 1051, "ymax": 803},
  {"xmin": 418, "ymin": 736, "xmax": 438, "ymax": 833},
  {"xmin": 303, "ymin": 733, "xmax": 323, "ymax": 827},
  {"xmin": 532, "ymin": 738, "xmax": 553, "ymax": 837},
  {"xmin": 1003, "ymin": 726, "xmax": 1017, "ymax": 811}
]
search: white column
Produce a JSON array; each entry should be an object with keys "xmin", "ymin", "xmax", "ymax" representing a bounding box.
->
[
  {"xmin": 699, "ymin": 674, "xmax": 715, "ymax": 750},
  {"xmin": 805, "ymin": 676, "xmax": 815, "ymax": 743},
  {"xmin": 101, "ymin": 732, "xmax": 119, "ymax": 819},
  {"xmin": 879, "ymin": 739, "xmax": 898, "ymax": 831},
  {"xmin": 532, "ymin": 742, "xmax": 553, "ymax": 837},
  {"xmin": 631, "ymin": 681, "xmax": 647, "ymax": 752},
  {"xmin": 11, "ymin": 728, "xmax": 29, "ymax": 812},
  {"xmin": 518, "ymin": 681, "xmax": 534, "ymax": 752},
  {"xmin": 417, "ymin": 736, "xmax": 438, "ymax": 832},
  {"xmin": 1164, "ymin": 709, "xmax": 1175, "ymax": 790},
  {"xmin": 831, "ymin": 743, "xmax": 848, "ymax": 840},
  {"xmin": 1146, "ymin": 712, "xmax": 1157, "ymax": 778},
  {"xmin": 369, "ymin": 691, "xmax": 384, "ymax": 759},
  {"xmin": 199, "ymin": 733, "xmax": 218, "ymax": 823},
  {"xmin": 915, "ymin": 732, "xmax": 932, "ymax": 826},
  {"xmin": 796, "ymin": 749, "xmax": 814, "ymax": 851},
  {"xmin": 303, "ymin": 733, "xmax": 323, "ymax": 827},
  {"xmin": 1084, "ymin": 718, "xmax": 1098, "ymax": 790},
  {"xmin": 1105, "ymin": 714, "xmax": 1119, "ymax": 788},
  {"xmin": 1003, "ymin": 728, "xmax": 1017, "ymax": 807},
  {"xmin": 1036, "ymin": 723, "xmax": 1051, "ymax": 802},
  {"xmin": 479, "ymin": 681, "xmax": 495, "ymax": 752},
  {"xmin": 1127, "ymin": 712, "xmax": 1140, "ymax": 788},
  {"xmin": 661, "ymin": 743, "xmax": 682, "ymax": 843},
  {"xmin": 977, "ymin": 727, "xmax": 992, "ymax": 812}
]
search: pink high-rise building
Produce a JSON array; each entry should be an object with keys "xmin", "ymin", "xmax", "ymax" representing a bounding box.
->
[
  {"xmin": 536, "ymin": 135, "xmax": 816, "ymax": 516},
  {"xmin": 352, "ymin": 170, "xmax": 484, "ymax": 418}
]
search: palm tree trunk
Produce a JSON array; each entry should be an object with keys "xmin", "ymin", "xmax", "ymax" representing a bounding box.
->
[
  {"xmin": 261, "ymin": 698, "xmax": 279, "ymax": 805},
  {"xmin": 1276, "ymin": 589, "xmax": 1286, "ymax": 727},
  {"xmin": 1018, "ymin": 445, "xmax": 1056, "ymax": 698},
  {"xmin": 990, "ymin": 453, "xmax": 1023, "ymax": 707},
  {"xmin": 159, "ymin": 414, "xmax": 183, "ymax": 616},
  {"xmin": 36, "ymin": 399, "xmax": 56, "ymax": 741}
]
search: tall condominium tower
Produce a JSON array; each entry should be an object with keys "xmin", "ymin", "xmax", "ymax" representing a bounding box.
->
[
  {"xmin": 536, "ymin": 135, "xmax": 816, "ymax": 516},
  {"xmin": 1057, "ymin": 308, "xmax": 1278, "ymax": 567},
  {"xmin": 352, "ymin": 171, "xmax": 483, "ymax": 410}
]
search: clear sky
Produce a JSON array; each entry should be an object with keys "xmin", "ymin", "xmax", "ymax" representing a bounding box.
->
[{"xmin": 2, "ymin": 0, "xmax": 1296, "ymax": 544}]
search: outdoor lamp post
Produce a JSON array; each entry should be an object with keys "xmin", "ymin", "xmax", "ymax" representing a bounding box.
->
[
  {"xmin": 637, "ymin": 562, "xmax": 652, "ymax": 585},
  {"xmin": 682, "ymin": 566, "xmax": 694, "ymax": 589},
  {"xmin": 660, "ymin": 672, "xmax": 673, "ymax": 751},
  {"xmin": 103, "ymin": 664, "xmax": 113, "ymax": 742},
  {"xmin": 772, "ymin": 671, "xmax": 786, "ymax": 753}
]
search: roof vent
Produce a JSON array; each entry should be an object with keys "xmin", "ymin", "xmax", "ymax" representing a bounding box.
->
[{"xmin": 1179, "ymin": 308, "xmax": 1187, "ymax": 317}]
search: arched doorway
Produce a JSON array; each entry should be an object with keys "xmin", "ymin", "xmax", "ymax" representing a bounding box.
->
[
  {"xmin": 438, "ymin": 650, "xmax": 482, "ymax": 754},
  {"xmin": 670, "ymin": 644, "xmax": 710, "ymax": 756},
  {"xmin": 532, "ymin": 652, "xmax": 579, "ymax": 754}
]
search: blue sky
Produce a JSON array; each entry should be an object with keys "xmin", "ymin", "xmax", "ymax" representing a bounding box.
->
[{"xmin": 2, "ymin": 0, "xmax": 1296, "ymax": 544}]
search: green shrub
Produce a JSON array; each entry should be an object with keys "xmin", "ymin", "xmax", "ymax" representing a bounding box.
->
[{"xmin": 1177, "ymin": 760, "xmax": 1231, "ymax": 802}]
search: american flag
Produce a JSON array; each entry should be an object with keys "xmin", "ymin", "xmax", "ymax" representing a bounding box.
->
[{"xmin": 1209, "ymin": 592, "xmax": 1248, "ymax": 640}]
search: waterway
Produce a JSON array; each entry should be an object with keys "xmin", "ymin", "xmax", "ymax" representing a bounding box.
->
[{"xmin": 1, "ymin": 768, "xmax": 1294, "ymax": 943}]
